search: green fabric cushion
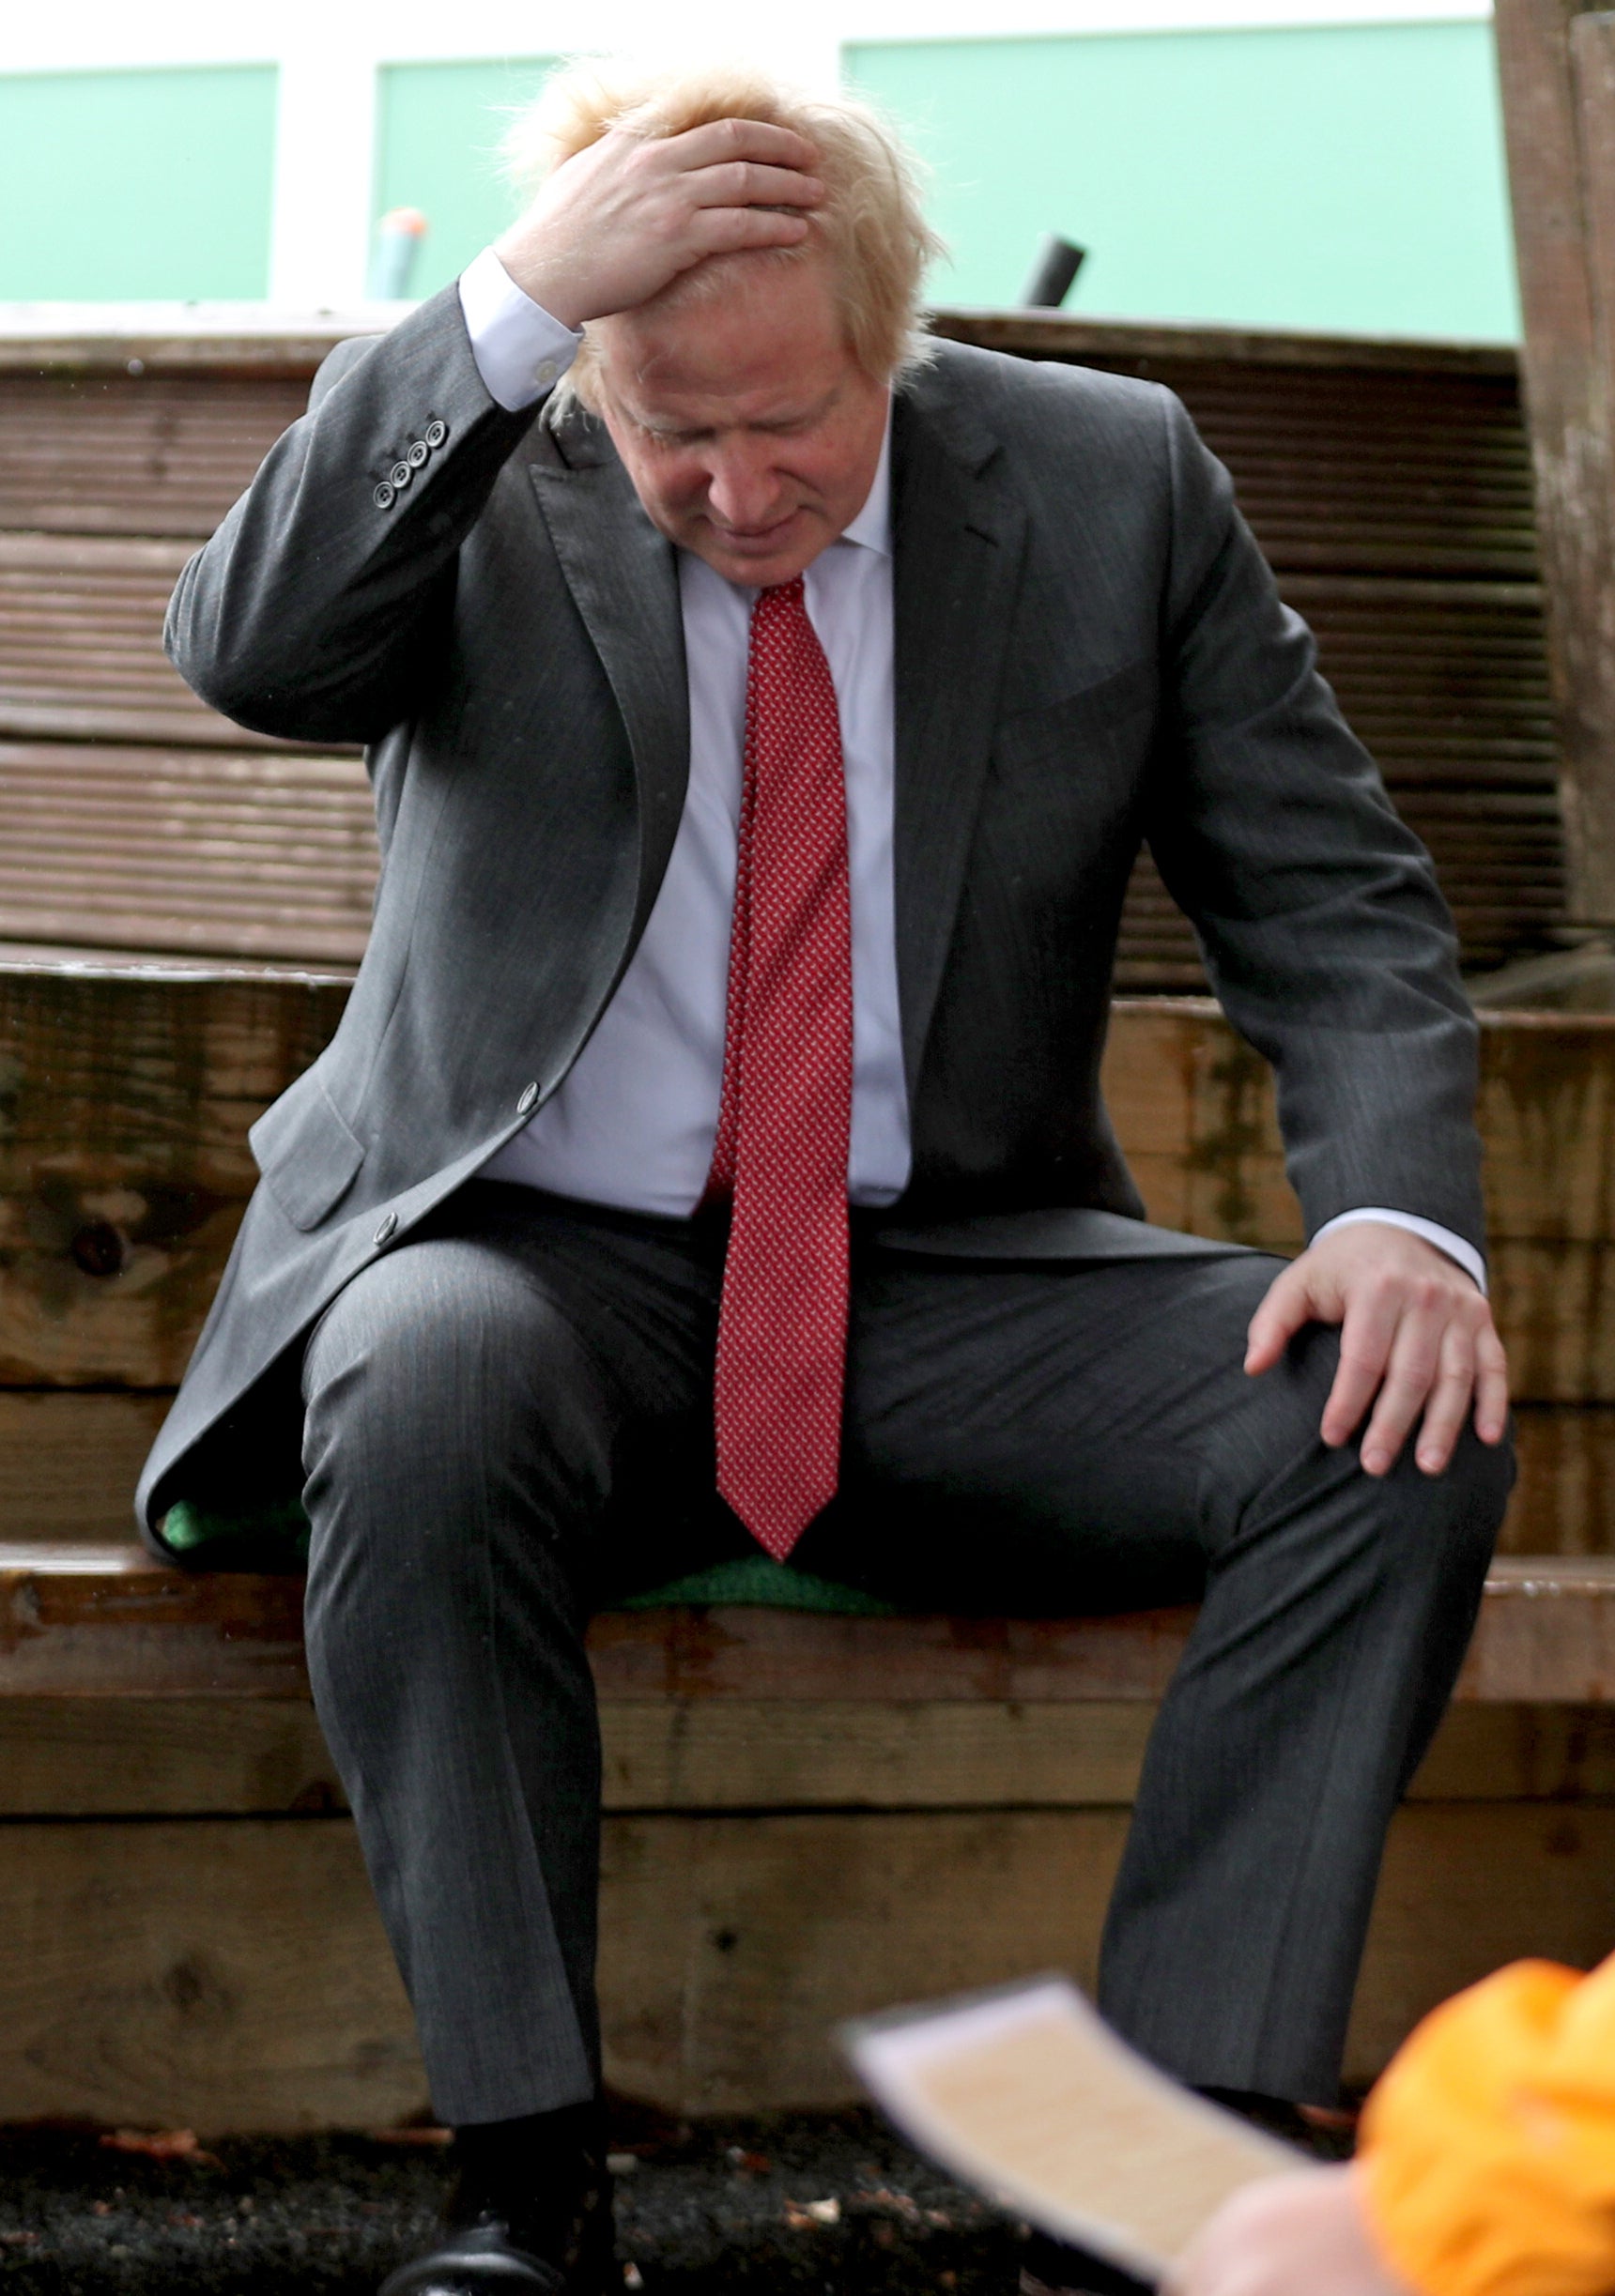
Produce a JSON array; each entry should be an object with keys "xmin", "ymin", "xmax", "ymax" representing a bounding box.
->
[
  {"xmin": 162, "ymin": 1496, "xmax": 312, "ymax": 1571},
  {"xmin": 617, "ymin": 1555, "xmax": 894, "ymax": 1615},
  {"xmin": 158, "ymin": 1499, "xmax": 892, "ymax": 1615}
]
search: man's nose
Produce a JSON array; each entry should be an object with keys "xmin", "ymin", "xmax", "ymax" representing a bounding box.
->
[{"xmin": 704, "ymin": 448, "xmax": 785, "ymax": 531}]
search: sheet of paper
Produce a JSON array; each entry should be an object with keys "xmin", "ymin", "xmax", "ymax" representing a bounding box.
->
[{"xmin": 842, "ymin": 1975, "xmax": 1297, "ymax": 2284}]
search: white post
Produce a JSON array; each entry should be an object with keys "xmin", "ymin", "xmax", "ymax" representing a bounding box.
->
[{"xmin": 269, "ymin": 42, "xmax": 379, "ymax": 309}]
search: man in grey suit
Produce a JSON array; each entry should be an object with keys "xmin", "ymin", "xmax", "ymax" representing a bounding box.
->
[{"xmin": 142, "ymin": 62, "xmax": 1511, "ymax": 2296}]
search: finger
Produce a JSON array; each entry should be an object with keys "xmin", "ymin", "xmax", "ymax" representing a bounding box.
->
[
  {"xmin": 1472, "ymin": 1320, "xmax": 1511, "ymax": 1444},
  {"xmin": 687, "ymin": 205, "xmax": 816, "ymax": 258},
  {"xmin": 657, "ymin": 116, "xmax": 821, "ymax": 178},
  {"xmin": 1412, "ymin": 1323, "xmax": 1478, "ymax": 1476},
  {"xmin": 1318, "ymin": 1286, "xmax": 1402, "ymax": 1449},
  {"xmin": 1354, "ymin": 1303, "xmax": 1445, "ymax": 1474},
  {"xmin": 686, "ymin": 159, "xmax": 825, "ymax": 211},
  {"xmin": 1244, "ymin": 1263, "xmax": 1315, "ymax": 1374}
]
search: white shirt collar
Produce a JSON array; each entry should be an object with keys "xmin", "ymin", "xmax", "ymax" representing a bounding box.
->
[{"xmin": 838, "ymin": 400, "xmax": 893, "ymax": 560}]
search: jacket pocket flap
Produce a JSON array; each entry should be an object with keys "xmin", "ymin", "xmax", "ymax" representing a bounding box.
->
[{"xmin": 249, "ymin": 1071, "xmax": 366, "ymax": 1232}]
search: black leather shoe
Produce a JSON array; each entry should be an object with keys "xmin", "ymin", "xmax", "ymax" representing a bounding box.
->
[
  {"xmin": 380, "ymin": 2220, "xmax": 566, "ymax": 2296},
  {"xmin": 380, "ymin": 2105, "xmax": 615, "ymax": 2296}
]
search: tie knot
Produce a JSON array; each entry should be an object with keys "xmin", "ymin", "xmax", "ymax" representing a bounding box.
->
[{"xmin": 753, "ymin": 574, "xmax": 807, "ymax": 626}]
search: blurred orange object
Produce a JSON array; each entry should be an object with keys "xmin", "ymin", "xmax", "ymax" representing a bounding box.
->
[{"xmin": 1361, "ymin": 1952, "xmax": 1615, "ymax": 2296}]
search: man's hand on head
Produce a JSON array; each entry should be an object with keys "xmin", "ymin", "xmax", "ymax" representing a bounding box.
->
[
  {"xmin": 1164, "ymin": 2166, "xmax": 1415, "ymax": 2296},
  {"xmin": 1244, "ymin": 1219, "xmax": 1510, "ymax": 1477},
  {"xmin": 494, "ymin": 118, "xmax": 824, "ymax": 332}
]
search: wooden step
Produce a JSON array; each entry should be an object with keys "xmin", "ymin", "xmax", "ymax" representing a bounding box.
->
[
  {"xmin": 3, "ymin": 1542, "xmax": 1610, "ymax": 1704},
  {"xmin": 6, "ymin": 972, "xmax": 1615, "ymax": 1400}
]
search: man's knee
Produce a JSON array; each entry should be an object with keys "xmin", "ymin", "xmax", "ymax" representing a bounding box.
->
[
  {"xmin": 300, "ymin": 1237, "xmax": 605, "ymax": 1508},
  {"xmin": 1215, "ymin": 1310, "xmax": 1513, "ymax": 1572}
]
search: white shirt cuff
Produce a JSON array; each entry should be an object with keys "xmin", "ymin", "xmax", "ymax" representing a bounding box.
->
[
  {"xmin": 1312, "ymin": 1208, "xmax": 1487, "ymax": 1295},
  {"xmin": 458, "ymin": 246, "xmax": 582, "ymax": 413}
]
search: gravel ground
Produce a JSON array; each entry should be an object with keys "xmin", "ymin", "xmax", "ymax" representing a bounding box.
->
[{"xmin": 0, "ymin": 2109, "xmax": 1023, "ymax": 2296}]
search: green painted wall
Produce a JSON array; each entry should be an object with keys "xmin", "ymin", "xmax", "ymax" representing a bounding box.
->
[
  {"xmin": 845, "ymin": 21, "xmax": 1520, "ymax": 339},
  {"xmin": 373, "ymin": 59, "xmax": 561, "ymax": 300},
  {"xmin": 0, "ymin": 67, "xmax": 277, "ymax": 300}
]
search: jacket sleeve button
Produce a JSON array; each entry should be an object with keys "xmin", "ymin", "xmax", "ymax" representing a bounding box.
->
[
  {"xmin": 373, "ymin": 482, "xmax": 395, "ymax": 510},
  {"xmin": 374, "ymin": 1212, "xmax": 399, "ymax": 1247},
  {"xmin": 516, "ymin": 1082, "xmax": 539, "ymax": 1115},
  {"xmin": 424, "ymin": 420, "xmax": 448, "ymax": 448},
  {"xmin": 407, "ymin": 440, "xmax": 429, "ymax": 467},
  {"xmin": 390, "ymin": 461, "xmax": 413, "ymax": 489}
]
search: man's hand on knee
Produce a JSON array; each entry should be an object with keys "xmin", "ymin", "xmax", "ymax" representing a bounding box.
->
[
  {"xmin": 495, "ymin": 116, "xmax": 824, "ymax": 330},
  {"xmin": 1164, "ymin": 2166, "xmax": 1414, "ymax": 2296},
  {"xmin": 1244, "ymin": 1221, "xmax": 1510, "ymax": 1478}
]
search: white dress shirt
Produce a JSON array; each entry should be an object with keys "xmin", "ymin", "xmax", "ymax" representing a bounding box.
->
[{"xmin": 459, "ymin": 247, "xmax": 1484, "ymax": 1288}]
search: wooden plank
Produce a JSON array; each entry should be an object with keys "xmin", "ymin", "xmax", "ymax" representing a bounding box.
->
[
  {"xmin": 926, "ymin": 309, "xmax": 1521, "ymax": 376},
  {"xmin": 0, "ymin": 1816, "xmax": 423, "ymax": 2133},
  {"xmin": 598, "ymin": 1801, "xmax": 1615, "ymax": 2111},
  {"xmin": 1507, "ymin": 1402, "xmax": 1615, "ymax": 1553},
  {"xmin": 0, "ymin": 1698, "xmax": 341, "ymax": 1816},
  {"xmin": 1346, "ymin": 1799, "xmax": 1615, "ymax": 2081},
  {"xmin": 0, "ymin": 1799, "xmax": 1603, "ymax": 2128},
  {"xmin": 0, "ymin": 308, "xmax": 1520, "ymax": 379},
  {"xmin": 2, "ymin": 1545, "xmax": 1611, "ymax": 1704},
  {"xmin": 2, "ymin": 1694, "xmax": 1612, "ymax": 1819},
  {"xmin": 0, "ymin": 961, "xmax": 348, "ymax": 1387},
  {"xmin": 1493, "ymin": 0, "xmax": 1615, "ymax": 923},
  {"xmin": 0, "ymin": 1550, "xmax": 309, "ymax": 1697},
  {"xmin": 2, "ymin": 978, "xmax": 1614, "ymax": 1393},
  {"xmin": 0, "ymin": 1391, "xmax": 168, "ymax": 1540}
]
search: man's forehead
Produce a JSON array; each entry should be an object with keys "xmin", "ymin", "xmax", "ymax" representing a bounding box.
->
[
  {"xmin": 599, "ymin": 257, "xmax": 852, "ymax": 419},
  {"xmin": 616, "ymin": 365, "xmax": 843, "ymax": 434}
]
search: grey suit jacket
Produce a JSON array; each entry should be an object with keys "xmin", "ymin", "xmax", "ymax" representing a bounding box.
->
[{"xmin": 135, "ymin": 281, "xmax": 1484, "ymax": 1541}]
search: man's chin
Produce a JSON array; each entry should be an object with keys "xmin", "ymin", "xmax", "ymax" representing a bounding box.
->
[{"xmin": 692, "ymin": 525, "xmax": 827, "ymax": 589}]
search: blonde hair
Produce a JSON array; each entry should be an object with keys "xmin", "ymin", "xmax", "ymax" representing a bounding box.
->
[{"xmin": 503, "ymin": 61, "xmax": 944, "ymax": 406}]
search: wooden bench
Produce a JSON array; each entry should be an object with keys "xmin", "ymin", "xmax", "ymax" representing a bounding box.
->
[
  {"xmin": 5, "ymin": 1545, "xmax": 1615, "ymax": 1706},
  {"xmin": 0, "ymin": 962, "xmax": 1612, "ymax": 2132}
]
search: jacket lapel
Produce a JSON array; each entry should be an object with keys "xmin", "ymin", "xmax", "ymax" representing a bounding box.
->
[
  {"xmin": 527, "ymin": 403, "xmax": 691, "ymax": 940},
  {"xmin": 890, "ymin": 365, "xmax": 1027, "ymax": 1095}
]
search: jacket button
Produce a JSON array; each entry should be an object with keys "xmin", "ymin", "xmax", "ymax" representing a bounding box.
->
[
  {"xmin": 407, "ymin": 439, "xmax": 429, "ymax": 467},
  {"xmin": 516, "ymin": 1081, "xmax": 539, "ymax": 1115},
  {"xmin": 390, "ymin": 460, "xmax": 412, "ymax": 489},
  {"xmin": 374, "ymin": 1212, "xmax": 398, "ymax": 1247},
  {"xmin": 373, "ymin": 482, "xmax": 395, "ymax": 510},
  {"xmin": 424, "ymin": 419, "xmax": 448, "ymax": 448}
]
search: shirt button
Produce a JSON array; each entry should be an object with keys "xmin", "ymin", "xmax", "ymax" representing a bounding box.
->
[
  {"xmin": 373, "ymin": 482, "xmax": 395, "ymax": 510},
  {"xmin": 535, "ymin": 360, "xmax": 559, "ymax": 387},
  {"xmin": 374, "ymin": 1211, "xmax": 398, "ymax": 1247},
  {"xmin": 407, "ymin": 439, "xmax": 429, "ymax": 468},
  {"xmin": 424, "ymin": 420, "xmax": 448, "ymax": 448},
  {"xmin": 390, "ymin": 460, "xmax": 413, "ymax": 489},
  {"xmin": 516, "ymin": 1081, "xmax": 539, "ymax": 1115}
]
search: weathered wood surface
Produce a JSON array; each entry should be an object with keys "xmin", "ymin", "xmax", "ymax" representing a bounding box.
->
[
  {"xmin": 0, "ymin": 314, "xmax": 1563, "ymax": 979},
  {"xmin": 0, "ymin": 1799, "xmax": 1609, "ymax": 2125},
  {"xmin": 0, "ymin": 742, "xmax": 374, "ymax": 963},
  {"xmin": 0, "ymin": 961, "xmax": 347, "ymax": 1386},
  {"xmin": 5, "ymin": 976, "xmax": 1615, "ymax": 1397},
  {"xmin": 0, "ymin": 1391, "xmax": 166, "ymax": 1539},
  {"xmin": 1, "ymin": 1693, "xmax": 1611, "ymax": 1819},
  {"xmin": 1494, "ymin": 0, "xmax": 1615, "ymax": 924},
  {"xmin": 2, "ymin": 1544, "xmax": 1612, "ymax": 1704}
]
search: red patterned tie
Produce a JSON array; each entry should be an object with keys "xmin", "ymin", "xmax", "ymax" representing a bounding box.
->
[{"xmin": 706, "ymin": 575, "xmax": 854, "ymax": 1559}]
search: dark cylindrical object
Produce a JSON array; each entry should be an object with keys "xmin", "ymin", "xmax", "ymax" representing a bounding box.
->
[{"xmin": 1019, "ymin": 234, "xmax": 1086, "ymax": 309}]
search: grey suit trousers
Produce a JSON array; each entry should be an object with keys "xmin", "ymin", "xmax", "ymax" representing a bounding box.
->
[{"xmin": 300, "ymin": 1182, "xmax": 1511, "ymax": 2124}]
